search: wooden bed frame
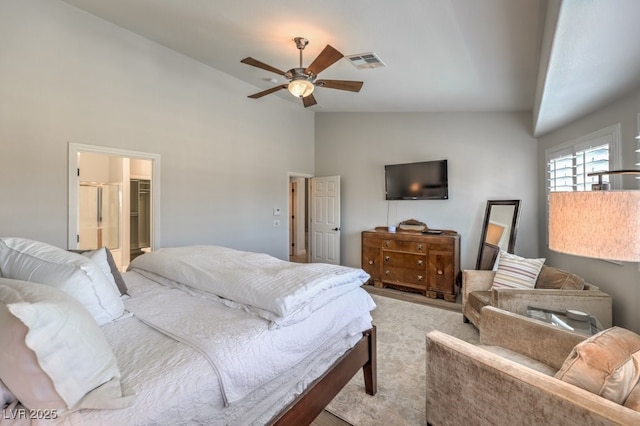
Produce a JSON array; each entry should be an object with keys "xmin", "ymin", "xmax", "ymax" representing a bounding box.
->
[{"xmin": 269, "ymin": 326, "xmax": 377, "ymax": 425}]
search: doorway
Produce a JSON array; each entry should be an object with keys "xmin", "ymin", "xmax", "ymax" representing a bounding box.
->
[
  {"xmin": 287, "ymin": 174, "xmax": 342, "ymax": 265},
  {"xmin": 68, "ymin": 143, "xmax": 161, "ymax": 271},
  {"xmin": 289, "ymin": 176, "xmax": 309, "ymax": 263}
]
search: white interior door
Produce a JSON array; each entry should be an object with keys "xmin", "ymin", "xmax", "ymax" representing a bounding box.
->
[{"xmin": 310, "ymin": 176, "xmax": 341, "ymax": 264}]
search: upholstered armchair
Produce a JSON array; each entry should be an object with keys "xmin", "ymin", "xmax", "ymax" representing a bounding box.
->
[
  {"xmin": 462, "ymin": 265, "xmax": 613, "ymax": 329},
  {"xmin": 426, "ymin": 306, "xmax": 640, "ymax": 425}
]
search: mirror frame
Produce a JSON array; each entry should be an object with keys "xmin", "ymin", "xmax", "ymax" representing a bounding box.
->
[{"xmin": 475, "ymin": 200, "xmax": 521, "ymax": 269}]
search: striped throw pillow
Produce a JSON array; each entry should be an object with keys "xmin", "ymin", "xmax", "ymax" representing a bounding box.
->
[{"xmin": 492, "ymin": 251, "xmax": 545, "ymax": 290}]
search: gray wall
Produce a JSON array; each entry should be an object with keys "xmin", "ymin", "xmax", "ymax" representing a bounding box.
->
[
  {"xmin": 538, "ymin": 88, "xmax": 640, "ymax": 333},
  {"xmin": 0, "ymin": 0, "xmax": 314, "ymax": 260},
  {"xmin": 315, "ymin": 112, "xmax": 539, "ymax": 270},
  {"xmin": 4, "ymin": 0, "xmax": 639, "ymax": 332}
]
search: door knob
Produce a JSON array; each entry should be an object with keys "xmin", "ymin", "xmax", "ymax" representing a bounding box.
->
[{"xmin": 332, "ymin": 227, "xmax": 341, "ymax": 231}]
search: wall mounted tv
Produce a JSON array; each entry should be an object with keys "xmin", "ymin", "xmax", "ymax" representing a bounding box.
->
[{"xmin": 384, "ymin": 160, "xmax": 448, "ymax": 200}]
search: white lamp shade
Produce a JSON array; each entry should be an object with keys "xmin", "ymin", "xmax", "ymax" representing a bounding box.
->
[
  {"xmin": 288, "ymin": 79, "xmax": 314, "ymax": 98},
  {"xmin": 548, "ymin": 191, "xmax": 640, "ymax": 262}
]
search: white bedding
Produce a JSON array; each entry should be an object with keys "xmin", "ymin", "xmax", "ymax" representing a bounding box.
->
[
  {"xmin": 125, "ymin": 272, "xmax": 374, "ymax": 406},
  {"xmin": 128, "ymin": 245, "xmax": 371, "ymax": 325},
  {"xmin": 23, "ymin": 265, "xmax": 374, "ymax": 426}
]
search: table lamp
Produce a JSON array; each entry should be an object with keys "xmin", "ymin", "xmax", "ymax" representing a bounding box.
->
[{"xmin": 548, "ymin": 171, "xmax": 640, "ymax": 262}]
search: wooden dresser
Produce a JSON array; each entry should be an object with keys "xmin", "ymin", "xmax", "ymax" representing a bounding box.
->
[{"xmin": 361, "ymin": 228, "xmax": 461, "ymax": 302}]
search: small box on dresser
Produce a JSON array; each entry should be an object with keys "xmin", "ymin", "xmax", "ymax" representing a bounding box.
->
[{"xmin": 361, "ymin": 228, "xmax": 461, "ymax": 302}]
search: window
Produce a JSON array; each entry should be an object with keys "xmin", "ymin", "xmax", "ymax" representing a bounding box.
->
[
  {"xmin": 545, "ymin": 124, "xmax": 621, "ymax": 246},
  {"xmin": 547, "ymin": 143, "xmax": 610, "ymax": 192},
  {"xmin": 546, "ymin": 123, "xmax": 621, "ymax": 193}
]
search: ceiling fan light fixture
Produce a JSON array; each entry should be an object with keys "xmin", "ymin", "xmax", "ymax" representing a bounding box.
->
[{"xmin": 288, "ymin": 78, "xmax": 314, "ymax": 98}]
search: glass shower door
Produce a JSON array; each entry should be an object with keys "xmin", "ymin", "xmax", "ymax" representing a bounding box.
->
[{"xmin": 78, "ymin": 183, "xmax": 120, "ymax": 250}]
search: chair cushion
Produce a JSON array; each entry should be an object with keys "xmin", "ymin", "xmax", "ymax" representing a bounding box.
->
[
  {"xmin": 555, "ymin": 327, "xmax": 640, "ymax": 404},
  {"xmin": 468, "ymin": 291, "xmax": 492, "ymax": 313},
  {"xmin": 624, "ymin": 381, "xmax": 640, "ymax": 411},
  {"xmin": 535, "ymin": 265, "xmax": 585, "ymax": 290},
  {"xmin": 492, "ymin": 251, "xmax": 545, "ymax": 290}
]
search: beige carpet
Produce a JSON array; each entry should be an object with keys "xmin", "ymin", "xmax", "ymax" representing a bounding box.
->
[{"xmin": 326, "ymin": 294, "xmax": 479, "ymax": 425}]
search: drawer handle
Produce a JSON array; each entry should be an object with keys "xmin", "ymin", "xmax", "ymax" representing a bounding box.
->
[
  {"xmin": 417, "ymin": 244, "xmax": 423, "ymax": 251},
  {"xmin": 384, "ymin": 241, "xmax": 390, "ymax": 248},
  {"xmin": 417, "ymin": 259, "xmax": 424, "ymax": 266},
  {"xmin": 417, "ymin": 275, "xmax": 423, "ymax": 282},
  {"xmin": 385, "ymin": 256, "xmax": 390, "ymax": 262},
  {"xmin": 385, "ymin": 270, "xmax": 390, "ymax": 276},
  {"xmin": 368, "ymin": 260, "xmax": 374, "ymax": 265},
  {"xmin": 437, "ymin": 269, "xmax": 443, "ymax": 275}
]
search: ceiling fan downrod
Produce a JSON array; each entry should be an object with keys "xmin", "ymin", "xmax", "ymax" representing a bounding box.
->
[{"xmin": 294, "ymin": 37, "xmax": 309, "ymax": 68}]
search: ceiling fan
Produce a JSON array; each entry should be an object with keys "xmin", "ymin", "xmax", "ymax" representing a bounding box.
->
[{"xmin": 241, "ymin": 37, "xmax": 364, "ymax": 108}]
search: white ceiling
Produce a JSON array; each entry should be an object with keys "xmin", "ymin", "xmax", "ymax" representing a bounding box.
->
[{"xmin": 61, "ymin": 0, "xmax": 640, "ymax": 136}]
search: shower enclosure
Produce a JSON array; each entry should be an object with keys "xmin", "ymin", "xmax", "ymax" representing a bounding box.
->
[{"xmin": 78, "ymin": 183, "xmax": 121, "ymax": 250}]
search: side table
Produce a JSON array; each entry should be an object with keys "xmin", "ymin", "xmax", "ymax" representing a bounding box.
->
[{"xmin": 526, "ymin": 306, "xmax": 603, "ymax": 336}]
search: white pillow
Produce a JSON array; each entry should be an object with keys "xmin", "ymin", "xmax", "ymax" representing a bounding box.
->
[
  {"xmin": 0, "ymin": 238, "xmax": 124, "ymax": 325},
  {"xmin": 80, "ymin": 248, "xmax": 119, "ymax": 290},
  {"xmin": 0, "ymin": 278, "xmax": 134, "ymax": 410},
  {"xmin": 491, "ymin": 251, "xmax": 545, "ymax": 290}
]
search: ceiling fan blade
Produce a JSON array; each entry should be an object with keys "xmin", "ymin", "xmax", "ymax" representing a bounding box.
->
[
  {"xmin": 316, "ymin": 79, "xmax": 364, "ymax": 93},
  {"xmin": 302, "ymin": 93, "xmax": 317, "ymax": 108},
  {"xmin": 241, "ymin": 57, "xmax": 286, "ymax": 76},
  {"xmin": 305, "ymin": 45, "xmax": 343, "ymax": 76},
  {"xmin": 248, "ymin": 85, "xmax": 288, "ymax": 99}
]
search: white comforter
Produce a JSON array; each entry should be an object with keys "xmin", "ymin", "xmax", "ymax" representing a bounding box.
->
[
  {"xmin": 30, "ymin": 272, "xmax": 374, "ymax": 425},
  {"xmin": 126, "ymin": 245, "xmax": 375, "ymax": 407},
  {"xmin": 128, "ymin": 245, "xmax": 371, "ymax": 325},
  {"xmin": 125, "ymin": 281, "xmax": 374, "ymax": 407}
]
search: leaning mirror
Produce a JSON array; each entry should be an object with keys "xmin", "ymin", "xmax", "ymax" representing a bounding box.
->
[{"xmin": 475, "ymin": 200, "xmax": 521, "ymax": 270}]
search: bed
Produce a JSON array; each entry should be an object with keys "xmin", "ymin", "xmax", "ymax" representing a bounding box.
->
[{"xmin": 0, "ymin": 238, "xmax": 377, "ymax": 425}]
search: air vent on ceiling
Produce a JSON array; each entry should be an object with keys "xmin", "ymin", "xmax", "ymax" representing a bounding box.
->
[{"xmin": 345, "ymin": 52, "xmax": 385, "ymax": 69}]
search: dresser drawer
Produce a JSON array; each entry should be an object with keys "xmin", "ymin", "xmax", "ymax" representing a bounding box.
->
[
  {"xmin": 381, "ymin": 239, "xmax": 426, "ymax": 253},
  {"xmin": 382, "ymin": 251, "xmax": 426, "ymax": 270},
  {"xmin": 382, "ymin": 266, "xmax": 426, "ymax": 287},
  {"xmin": 362, "ymin": 235, "xmax": 384, "ymax": 248},
  {"xmin": 424, "ymin": 237, "xmax": 454, "ymax": 251}
]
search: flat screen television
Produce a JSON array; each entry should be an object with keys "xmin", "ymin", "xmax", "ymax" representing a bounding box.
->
[{"xmin": 384, "ymin": 160, "xmax": 448, "ymax": 200}]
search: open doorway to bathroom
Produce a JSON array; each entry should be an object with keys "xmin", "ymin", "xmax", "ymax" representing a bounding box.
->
[
  {"xmin": 289, "ymin": 175, "xmax": 310, "ymax": 263},
  {"xmin": 68, "ymin": 143, "xmax": 161, "ymax": 271}
]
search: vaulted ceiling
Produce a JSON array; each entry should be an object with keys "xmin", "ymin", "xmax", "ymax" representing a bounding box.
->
[{"xmin": 62, "ymin": 0, "xmax": 640, "ymax": 136}]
